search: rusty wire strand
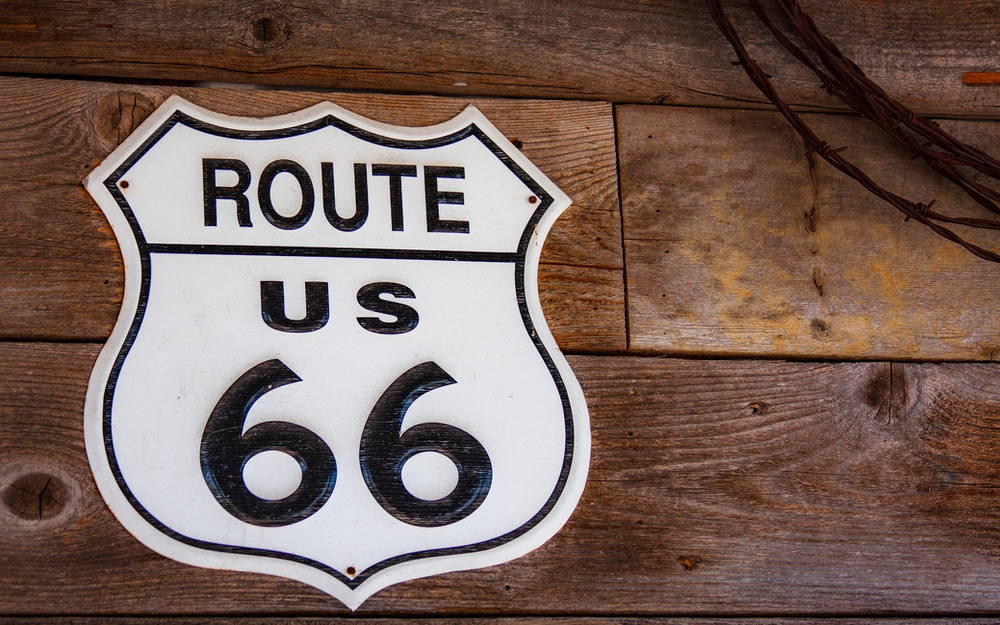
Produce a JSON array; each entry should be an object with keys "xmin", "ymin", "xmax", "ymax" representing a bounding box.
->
[{"xmin": 706, "ymin": 0, "xmax": 1000, "ymax": 262}]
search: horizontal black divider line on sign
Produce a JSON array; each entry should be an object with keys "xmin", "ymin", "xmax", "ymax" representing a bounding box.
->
[{"xmin": 145, "ymin": 244, "xmax": 518, "ymax": 263}]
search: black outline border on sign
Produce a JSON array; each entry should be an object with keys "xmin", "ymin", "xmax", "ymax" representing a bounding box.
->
[{"xmin": 99, "ymin": 109, "xmax": 575, "ymax": 591}]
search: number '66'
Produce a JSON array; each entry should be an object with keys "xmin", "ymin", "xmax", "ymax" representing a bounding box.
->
[{"xmin": 200, "ymin": 360, "xmax": 492, "ymax": 528}]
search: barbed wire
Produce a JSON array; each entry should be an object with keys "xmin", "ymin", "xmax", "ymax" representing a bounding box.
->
[{"xmin": 706, "ymin": 0, "xmax": 1000, "ymax": 262}]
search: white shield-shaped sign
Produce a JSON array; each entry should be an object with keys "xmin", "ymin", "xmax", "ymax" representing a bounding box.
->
[{"xmin": 83, "ymin": 96, "xmax": 590, "ymax": 609}]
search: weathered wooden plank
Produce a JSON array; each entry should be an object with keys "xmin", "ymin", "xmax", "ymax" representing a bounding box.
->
[
  {"xmin": 7, "ymin": 344, "xmax": 1000, "ymax": 614},
  {"xmin": 0, "ymin": 182, "xmax": 124, "ymax": 341},
  {"xmin": 1, "ymin": 1, "xmax": 999, "ymax": 117},
  {"xmin": 0, "ymin": 77, "xmax": 623, "ymax": 352},
  {"xmin": 619, "ymin": 105, "xmax": 1000, "ymax": 360}
]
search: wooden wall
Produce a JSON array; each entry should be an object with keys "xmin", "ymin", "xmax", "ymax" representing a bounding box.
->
[{"xmin": 3, "ymin": 0, "xmax": 1000, "ymax": 621}]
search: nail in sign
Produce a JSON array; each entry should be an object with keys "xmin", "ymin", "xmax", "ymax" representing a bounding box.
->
[{"xmin": 83, "ymin": 96, "xmax": 590, "ymax": 609}]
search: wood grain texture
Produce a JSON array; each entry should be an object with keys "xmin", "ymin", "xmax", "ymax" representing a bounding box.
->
[
  {"xmin": 8, "ymin": 344, "xmax": 1000, "ymax": 614},
  {"xmin": 2, "ymin": 1, "xmax": 1000, "ymax": 117},
  {"xmin": 619, "ymin": 105, "xmax": 1000, "ymax": 361},
  {"xmin": 0, "ymin": 77, "xmax": 624, "ymax": 352}
]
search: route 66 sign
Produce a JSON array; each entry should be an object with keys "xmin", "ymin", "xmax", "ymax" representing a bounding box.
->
[{"xmin": 82, "ymin": 96, "xmax": 590, "ymax": 609}]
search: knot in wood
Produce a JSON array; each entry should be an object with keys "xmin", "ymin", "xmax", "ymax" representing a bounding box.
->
[
  {"xmin": 863, "ymin": 363, "xmax": 911, "ymax": 424},
  {"xmin": 245, "ymin": 12, "xmax": 291, "ymax": 50},
  {"xmin": 2, "ymin": 471, "xmax": 70, "ymax": 523},
  {"xmin": 93, "ymin": 91, "xmax": 156, "ymax": 147}
]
